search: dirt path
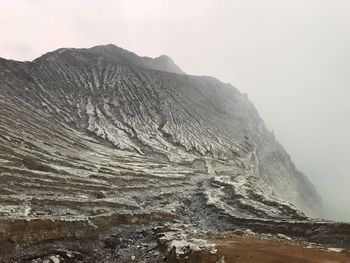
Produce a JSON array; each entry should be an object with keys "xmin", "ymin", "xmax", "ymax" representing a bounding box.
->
[{"xmin": 181, "ymin": 236, "xmax": 350, "ymax": 263}]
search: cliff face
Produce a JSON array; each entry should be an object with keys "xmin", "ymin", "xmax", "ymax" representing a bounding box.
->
[{"xmin": 0, "ymin": 44, "xmax": 322, "ymax": 232}]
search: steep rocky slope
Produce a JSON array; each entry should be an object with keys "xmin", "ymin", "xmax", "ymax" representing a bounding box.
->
[{"xmin": 0, "ymin": 45, "xmax": 329, "ymax": 260}]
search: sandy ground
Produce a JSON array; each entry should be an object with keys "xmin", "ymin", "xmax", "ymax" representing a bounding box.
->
[{"xmin": 178, "ymin": 236, "xmax": 350, "ymax": 263}]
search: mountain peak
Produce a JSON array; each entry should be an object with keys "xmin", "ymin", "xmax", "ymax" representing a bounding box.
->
[{"xmin": 152, "ymin": 54, "xmax": 185, "ymax": 74}]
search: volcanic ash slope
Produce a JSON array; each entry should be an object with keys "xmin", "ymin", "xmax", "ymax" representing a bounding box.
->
[{"xmin": 0, "ymin": 45, "xmax": 322, "ymax": 240}]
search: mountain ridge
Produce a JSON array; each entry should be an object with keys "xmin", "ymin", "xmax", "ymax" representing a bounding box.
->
[
  {"xmin": 0, "ymin": 45, "xmax": 324, "ymax": 249},
  {"xmin": 33, "ymin": 44, "xmax": 185, "ymax": 74}
]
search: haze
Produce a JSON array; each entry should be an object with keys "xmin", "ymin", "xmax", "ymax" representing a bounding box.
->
[{"xmin": 1, "ymin": 0, "xmax": 349, "ymax": 221}]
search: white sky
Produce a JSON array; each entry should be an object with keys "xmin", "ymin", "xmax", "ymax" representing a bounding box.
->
[{"xmin": 1, "ymin": 0, "xmax": 349, "ymax": 221}]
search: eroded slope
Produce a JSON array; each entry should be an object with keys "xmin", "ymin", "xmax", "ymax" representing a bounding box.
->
[{"xmin": 0, "ymin": 45, "xmax": 322, "ymax": 245}]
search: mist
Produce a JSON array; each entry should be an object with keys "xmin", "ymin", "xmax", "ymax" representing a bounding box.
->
[{"xmin": 1, "ymin": 0, "xmax": 349, "ymax": 221}]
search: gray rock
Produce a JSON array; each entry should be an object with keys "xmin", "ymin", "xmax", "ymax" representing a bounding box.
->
[
  {"xmin": 277, "ymin": 233, "xmax": 291, "ymax": 240},
  {"xmin": 96, "ymin": 191, "xmax": 107, "ymax": 199},
  {"xmin": 232, "ymin": 229, "xmax": 245, "ymax": 236},
  {"xmin": 50, "ymin": 255, "xmax": 63, "ymax": 263}
]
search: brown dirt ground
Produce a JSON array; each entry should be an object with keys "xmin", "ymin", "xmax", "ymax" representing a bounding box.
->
[{"xmin": 179, "ymin": 236, "xmax": 350, "ymax": 263}]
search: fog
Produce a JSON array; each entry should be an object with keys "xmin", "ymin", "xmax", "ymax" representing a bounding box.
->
[{"xmin": 1, "ymin": 0, "xmax": 349, "ymax": 221}]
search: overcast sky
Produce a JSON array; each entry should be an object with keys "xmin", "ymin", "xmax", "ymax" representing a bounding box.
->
[{"xmin": 1, "ymin": 0, "xmax": 349, "ymax": 221}]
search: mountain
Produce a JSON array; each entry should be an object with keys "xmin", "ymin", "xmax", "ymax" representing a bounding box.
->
[{"xmin": 0, "ymin": 45, "xmax": 328, "ymax": 260}]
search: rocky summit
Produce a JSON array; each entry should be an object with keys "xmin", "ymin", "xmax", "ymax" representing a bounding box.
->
[{"xmin": 0, "ymin": 45, "xmax": 348, "ymax": 262}]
